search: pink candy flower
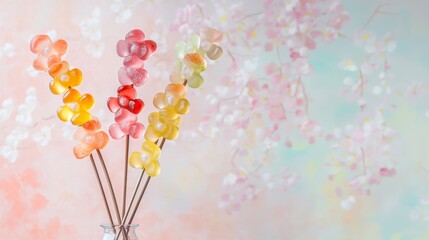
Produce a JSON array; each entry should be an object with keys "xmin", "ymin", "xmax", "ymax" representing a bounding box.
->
[{"xmin": 116, "ymin": 29, "xmax": 157, "ymax": 86}]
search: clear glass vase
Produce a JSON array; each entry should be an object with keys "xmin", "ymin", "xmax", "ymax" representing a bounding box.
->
[{"xmin": 101, "ymin": 224, "xmax": 138, "ymax": 240}]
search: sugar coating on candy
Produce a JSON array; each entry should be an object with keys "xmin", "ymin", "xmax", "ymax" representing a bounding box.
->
[
  {"xmin": 73, "ymin": 118, "xmax": 109, "ymax": 159},
  {"xmin": 129, "ymin": 141, "xmax": 161, "ymax": 177},
  {"xmin": 30, "ymin": 35, "xmax": 68, "ymax": 71},
  {"xmin": 57, "ymin": 88, "xmax": 94, "ymax": 125}
]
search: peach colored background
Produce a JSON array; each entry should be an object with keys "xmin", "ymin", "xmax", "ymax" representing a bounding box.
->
[{"xmin": 1, "ymin": 0, "xmax": 429, "ymax": 239}]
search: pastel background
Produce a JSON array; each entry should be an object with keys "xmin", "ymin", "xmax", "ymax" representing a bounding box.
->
[{"xmin": 1, "ymin": 0, "xmax": 429, "ymax": 239}]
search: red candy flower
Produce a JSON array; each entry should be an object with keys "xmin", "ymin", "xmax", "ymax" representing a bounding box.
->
[{"xmin": 107, "ymin": 85, "xmax": 145, "ymax": 139}]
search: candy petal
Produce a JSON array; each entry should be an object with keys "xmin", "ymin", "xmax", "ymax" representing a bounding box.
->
[
  {"xmin": 188, "ymin": 34, "xmax": 201, "ymax": 51},
  {"xmin": 165, "ymin": 84, "xmax": 187, "ymax": 98},
  {"xmin": 174, "ymin": 98, "xmax": 190, "ymax": 115},
  {"xmin": 163, "ymin": 124, "xmax": 179, "ymax": 140},
  {"xmin": 107, "ymin": 97, "xmax": 121, "ymax": 113},
  {"xmin": 72, "ymin": 111, "xmax": 92, "ymax": 126},
  {"xmin": 57, "ymin": 105, "xmax": 73, "ymax": 122},
  {"xmin": 63, "ymin": 88, "xmax": 81, "ymax": 103},
  {"xmin": 83, "ymin": 119, "xmax": 102, "ymax": 131},
  {"xmin": 129, "ymin": 151, "xmax": 144, "ymax": 169},
  {"xmin": 126, "ymin": 29, "xmax": 145, "ymax": 43},
  {"xmin": 33, "ymin": 56, "xmax": 48, "ymax": 71},
  {"xmin": 30, "ymin": 35, "xmax": 52, "ymax": 53},
  {"xmin": 109, "ymin": 123, "xmax": 126, "ymax": 139},
  {"xmin": 49, "ymin": 79, "xmax": 68, "ymax": 95},
  {"xmin": 118, "ymin": 85, "xmax": 137, "ymax": 99},
  {"xmin": 205, "ymin": 44, "xmax": 223, "ymax": 60},
  {"xmin": 79, "ymin": 94, "xmax": 95, "ymax": 111},
  {"xmin": 116, "ymin": 40, "xmax": 130, "ymax": 57},
  {"xmin": 175, "ymin": 41, "xmax": 187, "ymax": 59},
  {"xmin": 114, "ymin": 108, "xmax": 137, "ymax": 123},
  {"xmin": 128, "ymin": 99, "xmax": 144, "ymax": 114},
  {"xmin": 67, "ymin": 68, "xmax": 83, "ymax": 87},
  {"xmin": 153, "ymin": 92, "xmax": 167, "ymax": 109},
  {"xmin": 144, "ymin": 125, "xmax": 161, "ymax": 142},
  {"xmin": 129, "ymin": 42, "xmax": 147, "ymax": 60},
  {"xmin": 48, "ymin": 61, "xmax": 70, "ymax": 78},
  {"xmin": 201, "ymin": 27, "xmax": 224, "ymax": 43},
  {"xmin": 52, "ymin": 39, "xmax": 68, "ymax": 56},
  {"xmin": 187, "ymin": 73, "xmax": 204, "ymax": 88},
  {"xmin": 73, "ymin": 143, "xmax": 93, "ymax": 159},
  {"xmin": 123, "ymin": 55, "xmax": 145, "ymax": 68},
  {"xmin": 143, "ymin": 40, "xmax": 157, "ymax": 56},
  {"xmin": 145, "ymin": 161, "xmax": 160, "ymax": 177},
  {"xmin": 118, "ymin": 67, "xmax": 133, "ymax": 85},
  {"xmin": 94, "ymin": 131, "xmax": 109, "ymax": 149},
  {"xmin": 129, "ymin": 122, "xmax": 145, "ymax": 139}
]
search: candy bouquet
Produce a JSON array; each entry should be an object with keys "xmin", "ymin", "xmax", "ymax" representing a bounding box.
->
[{"xmin": 29, "ymin": 28, "xmax": 223, "ymax": 239}]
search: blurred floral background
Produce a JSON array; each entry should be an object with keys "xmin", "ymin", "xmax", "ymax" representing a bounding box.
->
[{"xmin": 1, "ymin": 0, "xmax": 429, "ymax": 239}]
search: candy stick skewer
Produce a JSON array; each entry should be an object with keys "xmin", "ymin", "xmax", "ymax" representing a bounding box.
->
[
  {"xmin": 89, "ymin": 154, "xmax": 116, "ymax": 234},
  {"xmin": 122, "ymin": 134, "xmax": 130, "ymax": 219},
  {"xmin": 115, "ymin": 138, "xmax": 165, "ymax": 240},
  {"xmin": 96, "ymin": 149, "xmax": 128, "ymax": 238}
]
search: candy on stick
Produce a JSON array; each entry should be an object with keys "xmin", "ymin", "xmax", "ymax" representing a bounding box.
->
[
  {"xmin": 129, "ymin": 141, "xmax": 161, "ymax": 177},
  {"xmin": 111, "ymin": 29, "xmax": 158, "ymax": 224},
  {"xmin": 144, "ymin": 84, "xmax": 190, "ymax": 142},
  {"xmin": 200, "ymin": 27, "xmax": 224, "ymax": 60},
  {"xmin": 57, "ymin": 88, "xmax": 95, "ymax": 126},
  {"xmin": 73, "ymin": 119, "xmax": 109, "ymax": 159},
  {"xmin": 30, "ymin": 35, "xmax": 68, "ymax": 71},
  {"xmin": 116, "ymin": 29, "xmax": 157, "ymax": 86},
  {"xmin": 116, "ymin": 28, "xmax": 223, "ymax": 240},
  {"xmin": 29, "ymin": 35, "xmax": 120, "ymax": 233},
  {"xmin": 48, "ymin": 61, "xmax": 83, "ymax": 95},
  {"xmin": 170, "ymin": 34, "xmax": 208, "ymax": 88},
  {"xmin": 107, "ymin": 85, "xmax": 145, "ymax": 139}
]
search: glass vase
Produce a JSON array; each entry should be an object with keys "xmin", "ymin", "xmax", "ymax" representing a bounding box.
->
[{"xmin": 101, "ymin": 224, "xmax": 138, "ymax": 240}]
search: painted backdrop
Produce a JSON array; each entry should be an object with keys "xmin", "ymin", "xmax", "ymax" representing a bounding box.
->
[{"xmin": 1, "ymin": 0, "xmax": 429, "ymax": 239}]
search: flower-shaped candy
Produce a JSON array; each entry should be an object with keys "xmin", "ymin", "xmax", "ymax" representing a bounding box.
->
[
  {"xmin": 117, "ymin": 67, "xmax": 148, "ymax": 87},
  {"xmin": 107, "ymin": 85, "xmax": 145, "ymax": 139},
  {"xmin": 200, "ymin": 27, "xmax": 224, "ymax": 60},
  {"xmin": 144, "ymin": 112, "xmax": 181, "ymax": 142},
  {"xmin": 170, "ymin": 34, "xmax": 207, "ymax": 88},
  {"xmin": 108, "ymin": 85, "xmax": 144, "ymax": 114},
  {"xmin": 30, "ymin": 35, "xmax": 68, "ymax": 71},
  {"xmin": 116, "ymin": 29, "xmax": 157, "ymax": 86},
  {"xmin": 144, "ymin": 84, "xmax": 190, "ymax": 142},
  {"xmin": 48, "ymin": 61, "xmax": 83, "ymax": 94},
  {"xmin": 73, "ymin": 118, "xmax": 109, "ymax": 159},
  {"xmin": 57, "ymin": 88, "xmax": 94, "ymax": 125},
  {"xmin": 129, "ymin": 141, "xmax": 161, "ymax": 177}
]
